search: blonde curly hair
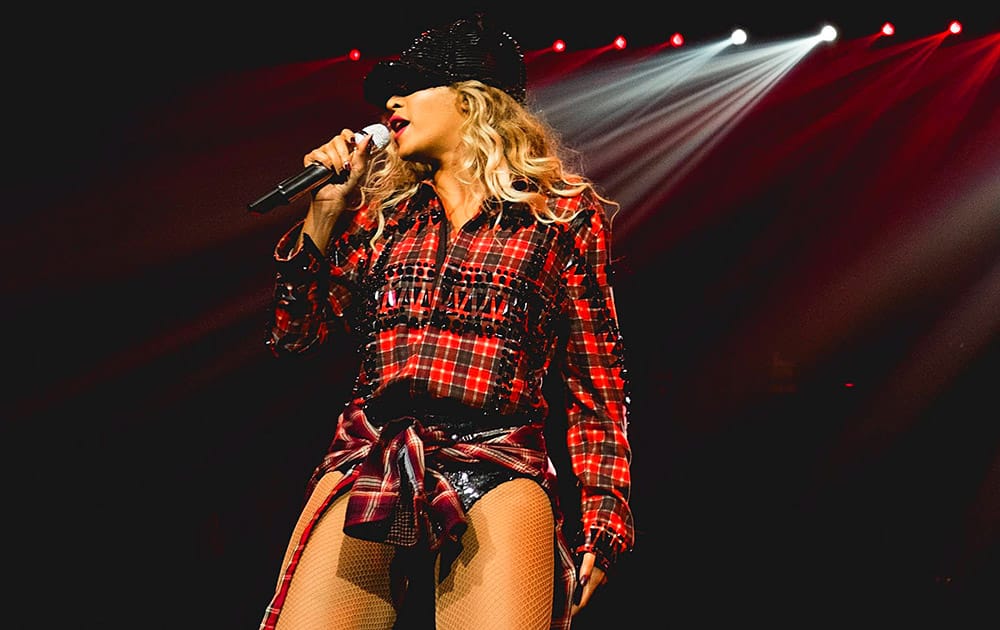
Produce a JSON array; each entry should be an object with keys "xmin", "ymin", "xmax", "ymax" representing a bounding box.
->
[{"xmin": 357, "ymin": 80, "xmax": 619, "ymax": 243}]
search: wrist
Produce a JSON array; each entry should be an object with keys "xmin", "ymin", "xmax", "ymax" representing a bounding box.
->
[{"xmin": 301, "ymin": 205, "xmax": 344, "ymax": 255}]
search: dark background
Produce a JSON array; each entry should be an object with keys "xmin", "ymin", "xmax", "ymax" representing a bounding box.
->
[{"xmin": 4, "ymin": 3, "xmax": 998, "ymax": 628}]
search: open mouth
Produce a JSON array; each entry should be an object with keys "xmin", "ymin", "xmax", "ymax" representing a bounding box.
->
[{"xmin": 388, "ymin": 117, "xmax": 409, "ymax": 134}]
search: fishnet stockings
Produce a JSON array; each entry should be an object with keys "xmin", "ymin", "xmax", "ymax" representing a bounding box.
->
[
  {"xmin": 273, "ymin": 472, "xmax": 397, "ymax": 630},
  {"xmin": 270, "ymin": 475, "xmax": 555, "ymax": 630},
  {"xmin": 436, "ymin": 478, "xmax": 555, "ymax": 630}
]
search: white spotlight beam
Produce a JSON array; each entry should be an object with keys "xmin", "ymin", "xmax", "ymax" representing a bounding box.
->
[{"xmin": 534, "ymin": 35, "xmax": 823, "ymax": 235}]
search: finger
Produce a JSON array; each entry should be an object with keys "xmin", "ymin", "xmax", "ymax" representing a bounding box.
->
[
  {"xmin": 305, "ymin": 131, "xmax": 355, "ymax": 169},
  {"xmin": 570, "ymin": 585, "xmax": 594, "ymax": 616},
  {"xmin": 571, "ymin": 573, "xmax": 604, "ymax": 615},
  {"xmin": 303, "ymin": 148, "xmax": 331, "ymax": 169},
  {"xmin": 570, "ymin": 554, "xmax": 595, "ymax": 616},
  {"xmin": 339, "ymin": 128, "xmax": 376, "ymax": 177},
  {"xmin": 579, "ymin": 553, "xmax": 595, "ymax": 576},
  {"xmin": 352, "ymin": 132, "xmax": 373, "ymax": 159},
  {"xmin": 331, "ymin": 134, "xmax": 355, "ymax": 175}
]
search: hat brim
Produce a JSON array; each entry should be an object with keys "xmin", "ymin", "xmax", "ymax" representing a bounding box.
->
[{"xmin": 363, "ymin": 61, "xmax": 451, "ymax": 107}]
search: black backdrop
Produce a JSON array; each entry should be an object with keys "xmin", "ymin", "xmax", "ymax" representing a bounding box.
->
[{"xmin": 4, "ymin": 3, "xmax": 998, "ymax": 628}]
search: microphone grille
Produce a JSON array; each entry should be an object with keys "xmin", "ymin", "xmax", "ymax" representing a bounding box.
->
[{"xmin": 360, "ymin": 123, "xmax": 391, "ymax": 150}]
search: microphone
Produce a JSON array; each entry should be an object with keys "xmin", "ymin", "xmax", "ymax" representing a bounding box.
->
[{"xmin": 247, "ymin": 123, "xmax": 391, "ymax": 214}]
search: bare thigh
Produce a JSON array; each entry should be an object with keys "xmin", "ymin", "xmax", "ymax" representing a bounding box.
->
[
  {"xmin": 435, "ymin": 477, "xmax": 555, "ymax": 630},
  {"xmin": 272, "ymin": 472, "xmax": 398, "ymax": 630}
]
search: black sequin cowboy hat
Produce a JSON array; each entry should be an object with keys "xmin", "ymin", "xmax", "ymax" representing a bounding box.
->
[{"xmin": 363, "ymin": 13, "xmax": 527, "ymax": 106}]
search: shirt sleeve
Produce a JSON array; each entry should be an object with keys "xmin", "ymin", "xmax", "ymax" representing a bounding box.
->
[
  {"xmin": 265, "ymin": 217, "xmax": 368, "ymax": 357},
  {"xmin": 560, "ymin": 197, "xmax": 635, "ymax": 575}
]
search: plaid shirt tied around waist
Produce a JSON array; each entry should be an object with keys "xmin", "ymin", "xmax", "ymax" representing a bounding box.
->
[
  {"xmin": 260, "ymin": 402, "xmax": 578, "ymax": 629},
  {"xmin": 319, "ymin": 402, "xmax": 552, "ymax": 550}
]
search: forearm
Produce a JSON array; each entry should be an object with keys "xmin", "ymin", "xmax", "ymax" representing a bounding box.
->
[{"xmin": 297, "ymin": 198, "xmax": 348, "ymax": 254}]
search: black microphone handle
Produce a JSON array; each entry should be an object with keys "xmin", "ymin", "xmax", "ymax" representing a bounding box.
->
[
  {"xmin": 247, "ymin": 162, "xmax": 345, "ymax": 214},
  {"xmin": 247, "ymin": 162, "xmax": 347, "ymax": 214}
]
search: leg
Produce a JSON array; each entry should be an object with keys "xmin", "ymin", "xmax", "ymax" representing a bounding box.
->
[
  {"xmin": 270, "ymin": 472, "xmax": 398, "ymax": 630},
  {"xmin": 435, "ymin": 478, "xmax": 555, "ymax": 630}
]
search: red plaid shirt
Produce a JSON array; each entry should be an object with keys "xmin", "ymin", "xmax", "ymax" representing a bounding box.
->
[{"xmin": 264, "ymin": 183, "xmax": 634, "ymax": 629}]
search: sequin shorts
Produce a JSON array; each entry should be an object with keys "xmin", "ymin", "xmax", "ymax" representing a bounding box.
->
[{"xmin": 363, "ymin": 397, "xmax": 536, "ymax": 512}]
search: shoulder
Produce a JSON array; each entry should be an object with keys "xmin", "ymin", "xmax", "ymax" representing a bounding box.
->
[{"xmin": 551, "ymin": 186, "xmax": 615, "ymax": 234}]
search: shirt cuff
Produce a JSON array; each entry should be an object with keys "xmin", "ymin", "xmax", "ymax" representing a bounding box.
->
[
  {"xmin": 275, "ymin": 232, "xmax": 327, "ymax": 281},
  {"xmin": 575, "ymin": 526, "xmax": 629, "ymax": 577}
]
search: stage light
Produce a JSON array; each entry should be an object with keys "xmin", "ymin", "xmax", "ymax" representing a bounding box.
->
[
  {"xmin": 670, "ymin": 32, "xmax": 684, "ymax": 47},
  {"xmin": 731, "ymin": 28, "xmax": 747, "ymax": 45},
  {"xmin": 349, "ymin": 48, "xmax": 361, "ymax": 61},
  {"xmin": 613, "ymin": 35, "xmax": 627, "ymax": 50},
  {"xmin": 552, "ymin": 39, "xmax": 567, "ymax": 52},
  {"xmin": 948, "ymin": 20, "xmax": 962, "ymax": 35},
  {"xmin": 819, "ymin": 24, "xmax": 838, "ymax": 42},
  {"xmin": 881, "ymin": 22, "xmax": 895, "ymax": 36}
]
